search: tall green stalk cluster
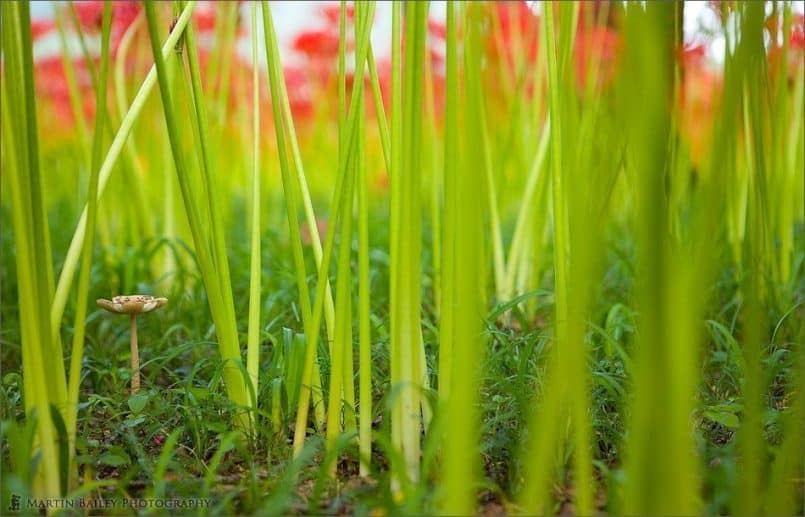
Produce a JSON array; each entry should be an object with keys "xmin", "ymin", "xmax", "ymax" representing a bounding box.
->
[
  {"xmin": 619, "ymin": 3, "xmax": 707, "ymax": 513},
  {"xmin": 438, "ymin": 3, "xmax": 486, "ymax": 513},
  {"xmin": 144, "ymin": 0, "xmax": 252, "ymax": 429},
  {"xmin": 516, "ymin": 3, "xmax": 619, "ymax": 514},
  {"xmin": 729, "ymin": 4, "xmax": 804, "ymax": 515},
  {"xmin": 2, "ymin": 0, "xmax": 110, "ymax": 498},
  {"xmin": 260, "ymin": 0, "xmax": 384, "ymax": 476},
  {"xmin": 389, "ymin": 1, "xmax": 431, "ymax": 490}
]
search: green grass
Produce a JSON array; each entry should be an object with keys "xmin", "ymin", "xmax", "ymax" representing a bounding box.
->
[{"xmin": 1, "ymin": 1, "xmax": 804, "ymax": 515}]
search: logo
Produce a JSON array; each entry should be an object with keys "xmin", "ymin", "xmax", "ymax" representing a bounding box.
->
[{"xmin": 8, "ymin": 493, "xmax": 21, "ymax": 512}]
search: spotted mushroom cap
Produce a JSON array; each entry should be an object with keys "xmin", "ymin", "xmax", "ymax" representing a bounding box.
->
[{"xmin": 96, "ymin": 295, "xmax": 168, "ymax": 315}]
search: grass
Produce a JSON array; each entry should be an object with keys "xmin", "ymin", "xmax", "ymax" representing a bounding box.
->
[{"xmin": 1, "ymin": 1, "xmax": 804, "ymax": 515}]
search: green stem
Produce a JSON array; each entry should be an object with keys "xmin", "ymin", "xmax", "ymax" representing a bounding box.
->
[{"xmin": 246, "ymin": 1, "xmax": 262, "ymax": 416}]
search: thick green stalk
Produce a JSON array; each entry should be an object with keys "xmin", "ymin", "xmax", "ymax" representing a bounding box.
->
[
  {"xmin": 423, "ymin": 45, "xmax": 442, "ymax": 312},
  {"xmin": 441, "ymin": 3, "xmax": 485, "ymax": 513},
  {"xmin": 337, "ymin": 0, "xmax": 357, "ymax": 432},
  {"xmin": 621, "ymin": 3, "xmax": 701, "ymax": 514},
  {"xmin": 389, "ymin": 1, "xmax": 403, "ymax": 476},
  {"xmin": 391, "ymin": 0, "xmax": 428, "ymax": 488},
  {"xmin": 366, "ymin": 44, "xmax": 391, "ymax": 173},
  {"xmin": 325, "ymin": 161, "xmax": 356, "ymax": 469},
  {"xmin": 734, "ymin": 5, "xmax": 770, "ymax": 514},
  {"xmin": 2, "ymin": 1, "xmax": 63, "ymax": 498},
  {"xmin": 520, "ymin": 4, "xmax": 595, "ymax": 513},
  {"xmin": 182, "ymin": 4, "xmax": 238, "ymax": 332},
  {"xmin": 437, "ymin": 0, "xmax": 459, "ymax": 405},
  {"xmin": 212, "ymin": 3, "xmax": 239, "ymax": 131},
  {"xmin": 358, "ymin": 87, "xmax": 372, "ymax": 477},
  {"xmin": 480, "ymin": 101, "xmax": 506, "ymax": 303},
  {"xmin": 246, "ymin": 2, "xmax": 261, "ymax": 413}
]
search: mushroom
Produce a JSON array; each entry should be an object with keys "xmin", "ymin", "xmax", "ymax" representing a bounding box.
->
[{"xmin": 96, "ymin": 295, "xmax": 168, "ymax": 393}]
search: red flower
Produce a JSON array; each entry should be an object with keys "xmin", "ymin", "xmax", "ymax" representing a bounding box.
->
[
  {"xmin": 574, "ymin": 27, "xmax": 620, "ymax": 90},
  {"xmin": 428, "ymin": 19, "xmax": 446, "ymax": 40},
  {"xmin": 71, "ymin": 1, "xmax": 142, "ymax": 53},
  {"xmin": 283, "ymin": 66, "xmax": 314, "ymax": 119},
  {"xmin": 34, "ymin": 56, "xmax": 95, "ymax": 125},
  {"xmin": 791, "ymin": 13, "xmax": 804, "ymax": 50},
  {"xmin": 487, "ymin": 1, "xmax": 539, "ymax": 69},
  {"xmin": 292, "ymin": 29, "xmax": 340, "ymax": 59},
  {"xmin": 110, "ymin": 2, "xmax": 141, "ymax": 52},
  {"xmin": 73, "ymin": 1, "xmax": 105, "ymax": 29},
  {"xmin": 193, "ymin": 2, "xmax": 218, "ymax": 32},
  {"xmin": 31, "ymin": 20, "xmax": 55, "ymax": 41},
  {"xmin": 678, "ymin": 42, "xmax": 707, "ymax": 68}
]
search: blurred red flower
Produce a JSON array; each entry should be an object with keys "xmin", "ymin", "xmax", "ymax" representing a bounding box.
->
[
  {"xmin": 321, "ymin": 3, "xmax": 354, "ymax": 26},
  {"xmin": 34, "ymin": 55, "xmax": 95, "ymax": 125},
  {"xmin": 31, "ymin": 20, "xmax": 55, "ymax": 41},
  {"xmin": 73, "ymin": 1, "xmax": 105, "ymax": 29},
  {"xmin": 293, "ymin": 29, "xmax": 340, "ymax": 59},
  {"xmin": 283, "ymin": 66, "xmax": 314, "ymax": 119},
  {"xmin": 791, "ymin": 13, "xmax": 804, "ymax": 50},
  {"xmin": 70, "ymin": 1, "xmax": 142, "ymax": 53},
  {"xmin": 428, "ymin": 19, "xmax": 446, "ymax": 40},
  {"xmin": 678, "ymin": 42, "xmax": 707, "ymax": 68},
  {"xmin": 574, "ymin": 27, "xmax": 621, "ymax": 90},
  {"xmin": 489, "ymin": 1, "xmax": 539, "ymax": 66},
  {"xmin": 193, "ymin": 1, "xmax": 218, "ymax": 32}
]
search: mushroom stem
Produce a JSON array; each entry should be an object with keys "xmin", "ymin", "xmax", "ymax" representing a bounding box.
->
[{"xmin": 130, "ymin": 314, "xmax": 140, "ymax": 394}]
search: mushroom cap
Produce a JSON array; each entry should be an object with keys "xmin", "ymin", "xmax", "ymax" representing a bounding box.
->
[{"xmin": 96, "ymin": 295, "xmax": 168, "ymax": 315}]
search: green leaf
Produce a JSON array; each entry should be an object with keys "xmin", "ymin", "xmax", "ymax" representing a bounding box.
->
[
  {"xmin": 98, "ymin": 453, "xmax": 130, "ymax": 467},
  {"xmin": 705, "ymin": 411, "xmax": 740, "ymax": 429},
  {"xmin": 123, "ymin": 416, "xmax": 146, "ymax": 428},
  {"xmin": 127, "ymin": 393, "xmax": 150, "ymax": 413}
]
